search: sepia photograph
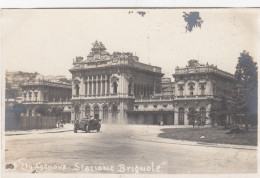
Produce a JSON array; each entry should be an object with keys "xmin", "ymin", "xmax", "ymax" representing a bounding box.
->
[{"xmin": 1, "ymin": 7, "xmax": 259, "ymax": 177}]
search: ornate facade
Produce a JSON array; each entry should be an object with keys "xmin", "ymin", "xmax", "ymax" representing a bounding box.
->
[
  {"xmin": 70, "ymin": 41, "xmax": 163, "ymax": 123},
  {"xmin": 172, "ymin": 60, "xmax": 235, "ymax": 125},
  {"xmin": 70, "ymin": 42, "xmax": 236, "ymax": 125}
]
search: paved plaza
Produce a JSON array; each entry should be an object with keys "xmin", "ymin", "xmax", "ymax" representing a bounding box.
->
[{"xmin": 4, "ymin": 124, "xmax": 257, "ymax": 174}]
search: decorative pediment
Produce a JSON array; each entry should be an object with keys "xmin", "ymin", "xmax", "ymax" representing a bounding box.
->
[
  {"xmin": 86, "ymin": 41, "xmax": 111, "ymax": 61},
  {"xmin": 188, "ymin": 59, "xmax": 199, "ymax": 68},
  {"xmin": 73, "ymin": 79, "xmax": 81, "ymax": 84},
  {"xmin": 111, "ymin": 75, "xmax": 119, "ymax": 83},
  {"xmin": 188, "ymin": 81, "xmax": 195, "ymax": 86}
]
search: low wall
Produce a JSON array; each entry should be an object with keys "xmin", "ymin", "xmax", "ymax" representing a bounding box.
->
[
  {"xmin": 5, "ymin": 113, "xmax": 20, "ymax": 130},
  {"xmin": 20, "ymin": 116, "xmax": 58, "ymax": 130}
]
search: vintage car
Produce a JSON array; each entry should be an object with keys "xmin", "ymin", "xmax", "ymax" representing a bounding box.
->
[{"xmin": 74, "ymin": 117, "xmax": 101, "ymax": 133}]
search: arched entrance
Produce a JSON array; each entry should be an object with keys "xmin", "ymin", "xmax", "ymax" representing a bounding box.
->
[
  {"xmin": 200, "ymin": 107, "xmax": 206, "ymax": 125},
  {"xmin": 103, "ymin": 106, "xmax": 108, "ymax": 123},
  {"xmin": 112, "ymin": 105, "xmax": 118, "ymax": 123},
  {"xmin": 94, "ymin": 106, "xmax": 99, "ymax": 120},
  {"xmin": 188, "ymin": 107, "xmax": 195, "ymax": 125},
  {"xmin": 163, "ymin": 114, "xmax": 167, "ymax": 125},
  {"xmin": 85, "ymin": 106, "xmax": 91, "ymax": 117},
  {"xmin": 153, "ymin": 114, "xmax": 158, "ymax": 125},
  {"xmin": 178, "ymin": 107, "xmax": 184, "ymax": 125},
  {"xmin": 74, "ymin": 104, "xmax": 80, "ymax": 121}
]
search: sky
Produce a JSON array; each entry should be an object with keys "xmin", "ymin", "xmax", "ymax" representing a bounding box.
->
[{"xmin": 2, "ymin": 8, "xmax": 259, "ymax": 79}]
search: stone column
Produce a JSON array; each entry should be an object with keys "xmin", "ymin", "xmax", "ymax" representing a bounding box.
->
[
  {"xmin": 91, "ymin": 76, "xmax": 94, "ymax": 96},
  {"xmin": 84, "ymin": 82, "xmax": 87, "ymax": 96},
  {"xmin": 184, "ymin": 110, "xmax": 189, "ymax": 125},
  {"xmin": 96, "ymin": 76, "xmax": 98, "ymax": 96},
  {"xmin": 107, "ymin": 75, "xmax": 110, "ymax": 95},
  {"xmin": 85, "ymin": 76, "xmax": 89, "ymax": 96},
  {"xmin": 174, "ymin": 112, "xmax": 179, "ymax": 125},
  {"xmin": 88, "ymin": 81, "xmax": 91, "ymax": 96},
  {"xmin": 104, "ymin": 75, "xmax": 107, "ymax": 95},
  {"xmin": 37, "ymin": 90, "xmax": 41, "ymax": 102},
  {"xmin": 101, "ymin": 75, "xmax": 103, "ymax": 96}
]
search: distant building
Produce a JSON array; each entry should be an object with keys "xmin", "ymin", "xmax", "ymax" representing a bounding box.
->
[
  {"xmin": 161, "ymin": 78, "xmax": 174, "ymax": 96},
  {"xmin": 70, "ymin": 42, "xmax": 236, "ymax": 125},
  {"xmin": 20, "ymin": 80, "xmax": 72, "ymax": 122},
  {"xmin": 5, "ymin": 71, "xmax": 39, "ymax": 101}
]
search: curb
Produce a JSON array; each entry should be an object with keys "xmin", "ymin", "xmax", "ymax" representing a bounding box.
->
[
  {"xmin": 5, "ymin": 128, "xmax": 73, "ymax": 136},
  {"xmin": 130, "ymin": 135, "xmax": 257, "ymax": 151}
]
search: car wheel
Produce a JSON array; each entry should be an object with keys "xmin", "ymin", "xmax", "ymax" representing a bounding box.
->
[
  {"xmin": 97, "ymin": 128, "xmax": 100, "ymax": 132},
  {"xmin": 74, "ymin": 128, "xmax": 77, "ymax": 133}
]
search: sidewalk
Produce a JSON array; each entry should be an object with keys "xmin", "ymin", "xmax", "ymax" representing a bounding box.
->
[{"xmin": 5, "ymin": 124, "xmax": 74, "ymax": 136}]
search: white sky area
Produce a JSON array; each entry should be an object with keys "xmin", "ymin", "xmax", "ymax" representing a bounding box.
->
[{"xmin": 2, "ymin": 9, "xmax": 259, "ymax": 79}]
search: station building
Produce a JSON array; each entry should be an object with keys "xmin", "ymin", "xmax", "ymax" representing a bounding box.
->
[
  {"xmin": 70, "ymin": 41, "xmax": 236, "ymax": 125},
  {"xmin": 70, "ymin": 41, "xmax": 163, "ymax": 124}
]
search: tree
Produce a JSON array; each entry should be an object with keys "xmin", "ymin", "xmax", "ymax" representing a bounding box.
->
[
  {"xmin": 50, "ymin": 106, "xmax": 64, "ymax": 122},
  {"xmin": 183, "ymin": 12, "xmax": 204, "ymax": 32},
  {"xmin": 12, "ymin": 102, "xmax": 26, "ymax": 117},
  {"xmin": 35, "ymin": 105, "xmax": 50, "ymax": 116},
  {"xmin": 209, "ymin": 101, "xmax": 220, "ymax": 127},
  {"xmin": 233, "ymin": 50, "xmax": 258, "ymax": 131},
  {"xmin": 187, "ymin": 108, "xmax": 201, "ymax": 127},
  {"xmin": 5, "ymin": 102, "xmax": 26, "ymax": 129},
  {"xmin": 218, "ymin": 96, "xmax": 230, "ymax": 128}
]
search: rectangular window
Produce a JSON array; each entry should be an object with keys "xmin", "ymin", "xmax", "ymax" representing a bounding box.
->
[
  {"xmin": 98, "ymin": 82, "xmax": 101, "ymax": 95},
  {"xmin": 102, "ymin": 81, "xmax": 105, "ymax": 95},
  {"xmin": 89, "ymin": 82, "xmax": 92, "ymax": 96},
  {"xmin": 34, "ymin": 92, "xmax": 38, "ymax": 101},
  {"xmin": 93, "ymin": 82, "xmax": 96, "ymax": 96},
  {"xmin": 107, "ymin": 79, "xmax": 110, "ymax": 95}
]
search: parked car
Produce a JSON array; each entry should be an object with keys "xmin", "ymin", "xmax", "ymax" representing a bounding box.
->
[{"xmin": 74, "ymin": 117, "xmax": 101, "ymax": 133}]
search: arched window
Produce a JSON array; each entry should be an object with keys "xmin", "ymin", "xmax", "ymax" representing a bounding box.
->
[
  {"xmin": 179, "ymin": 85, "xmax": 184, "ymax": 96},
  {"xmin": 189, "ymin": 85, "xmax": 194, "ymax": 96},
  {"xmin": 94, "ymin": 106, "xmax": 99, "ymax": 120},
  {"xmin": 113, "ymin": 82, "xmax": 118, "ymax": 94},
  {"xmin": 112, "ymin": 105, "xmax": 118, "ymax": 123},
  {"xmin": 23, "ymin": 93, "xmax": 27, "ymax": 101},
  {"xmin": 34, "ymin": 92, "xmax": 38, "ymax": 101},
  {"xmin": 103, "ymin": 106, "xmax": 108, "ymax": 122},
  {"xmin": 200, "ymin": 85, "xmax": 205, "ymax": 95},
  {"xmin": 85, "ymin": 106, "xmax": 91, "ymax": 117},
  {"xmin": 75, "ymin": 84, "xmax": 80, "ymax": 96},
  {"xmin": 178, "ymin": 107, "xmax": 184, "ymax": 125},
  {"xmin": 28, "ymin": 91, "xmax": 32, "ymax": 101}
]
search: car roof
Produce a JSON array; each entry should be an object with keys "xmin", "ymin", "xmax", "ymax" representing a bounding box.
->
[{"xmin": 81, "ymin": 118, "xmax": 89, "ymax": 120}]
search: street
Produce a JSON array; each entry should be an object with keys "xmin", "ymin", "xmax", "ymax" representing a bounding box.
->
[{"xmin": 4, "ymin": 124, "xmax": 257, "ymax": 174}]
